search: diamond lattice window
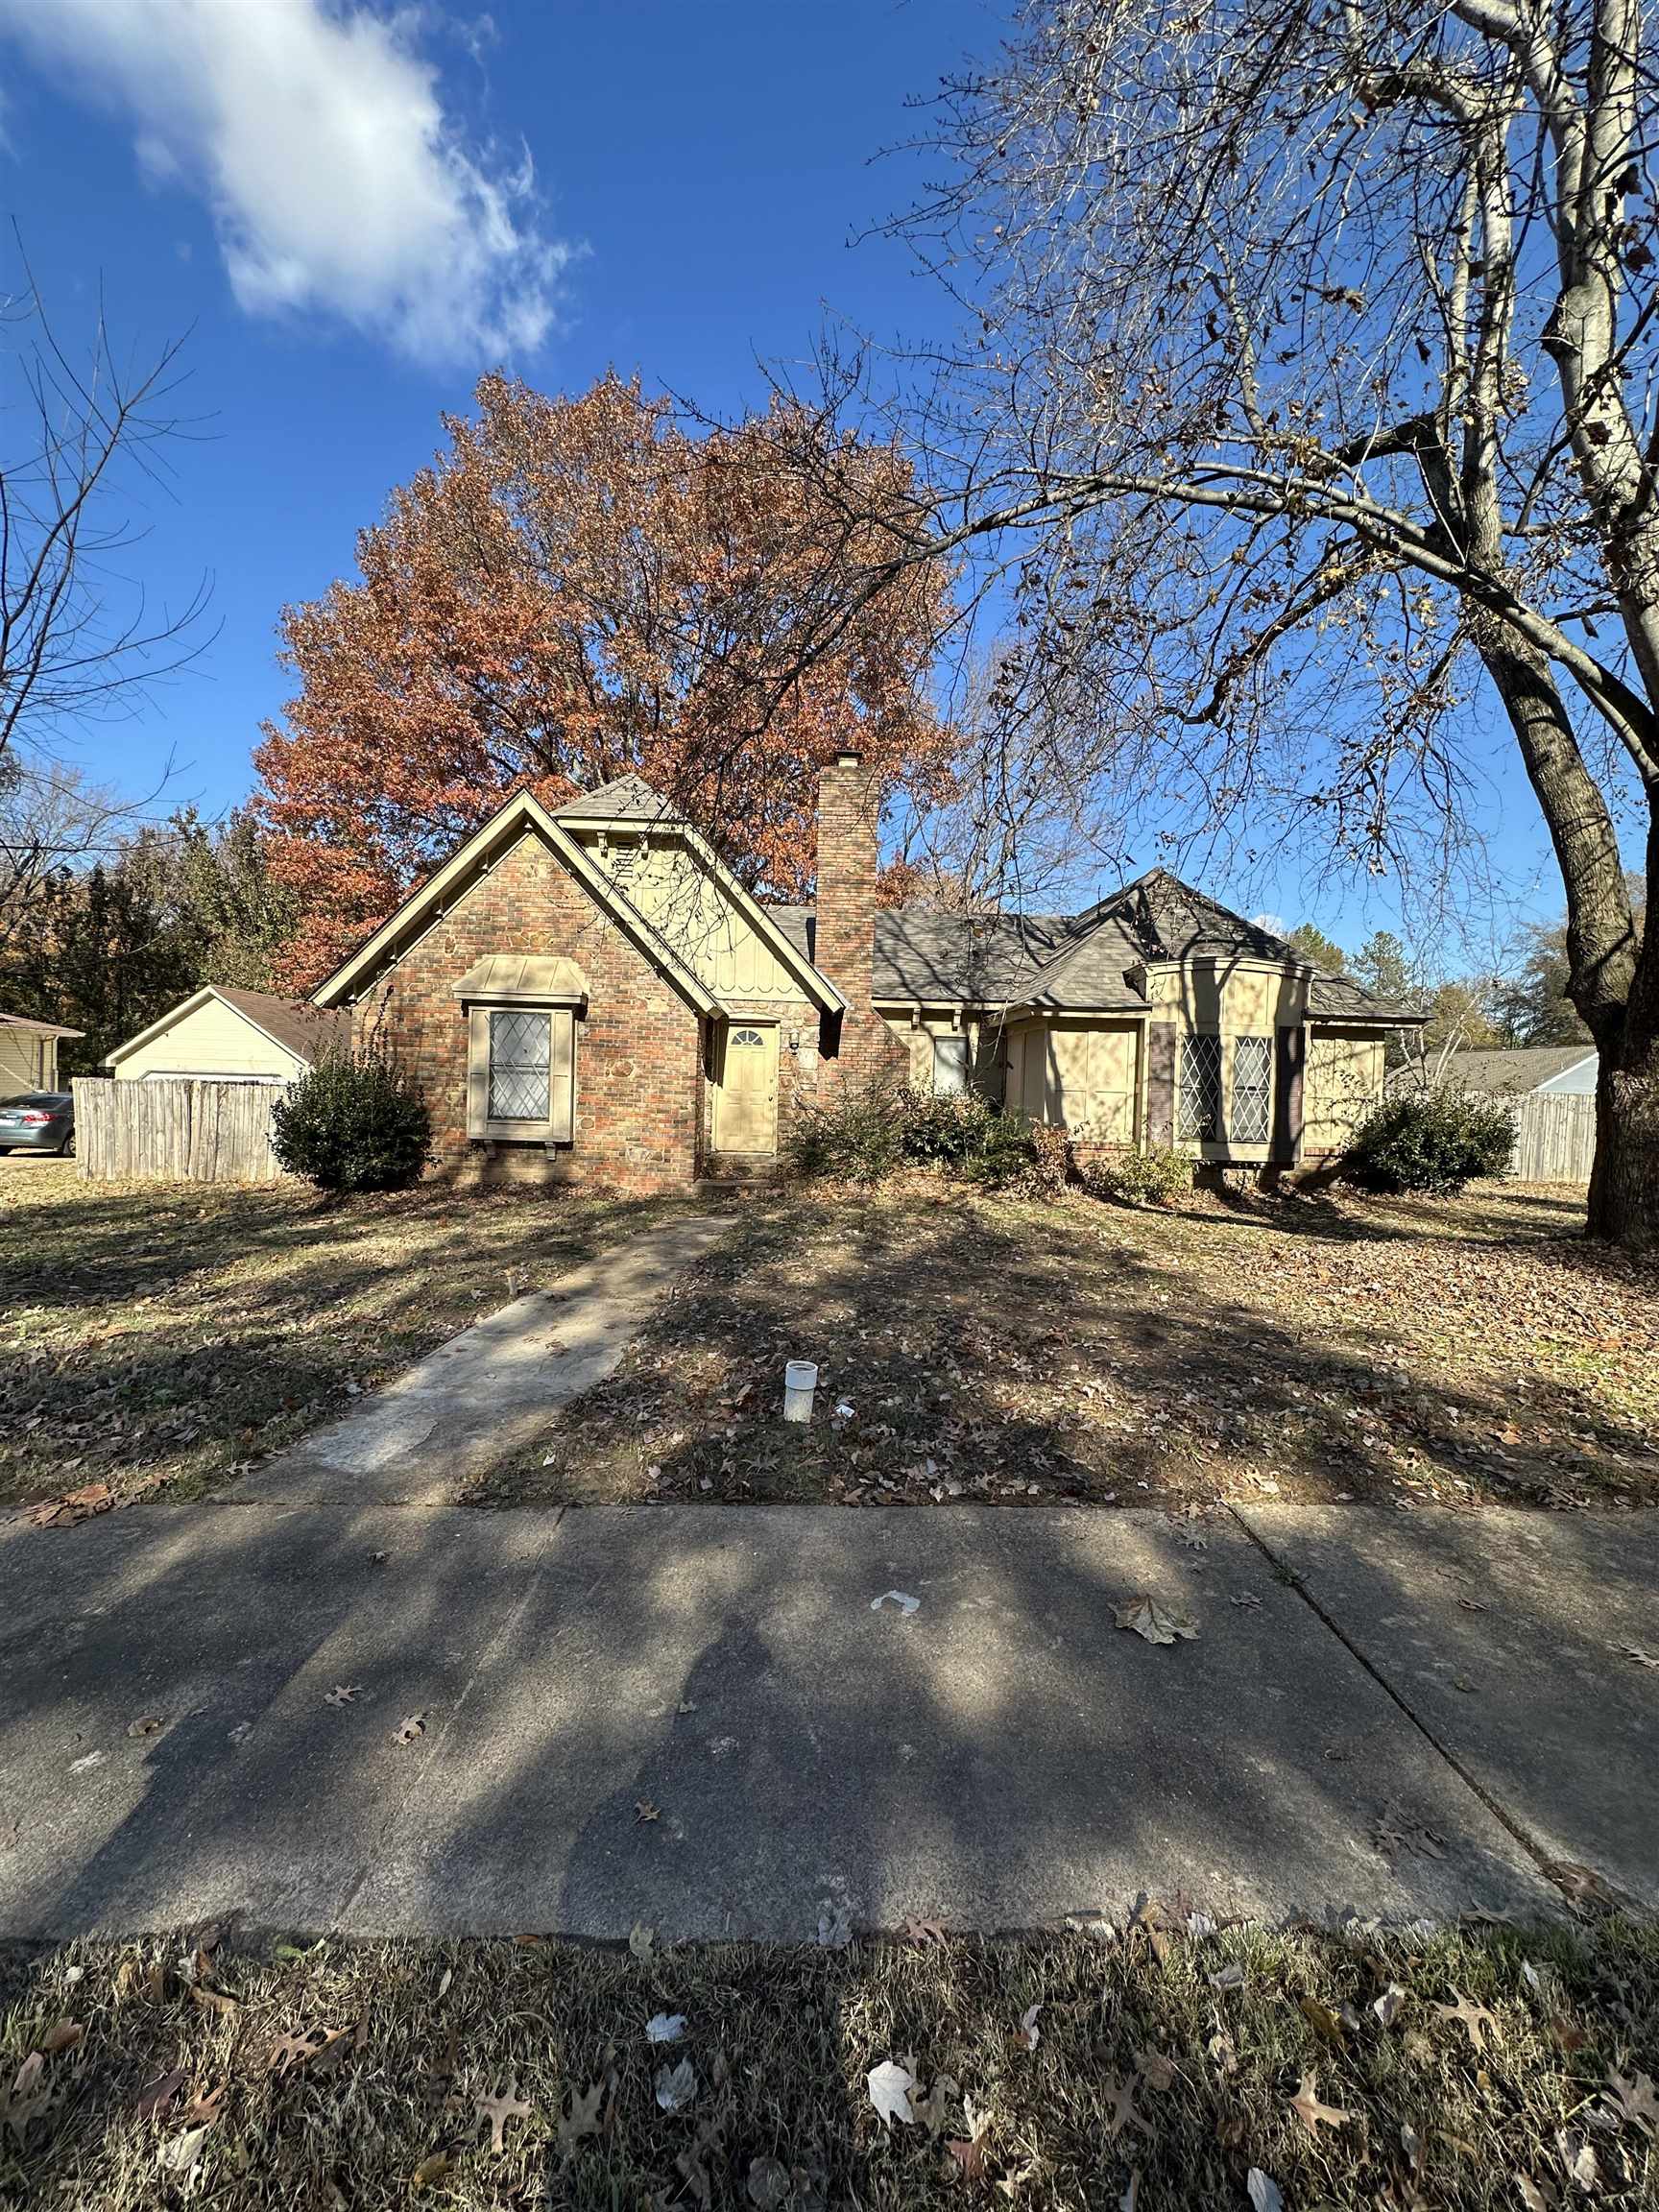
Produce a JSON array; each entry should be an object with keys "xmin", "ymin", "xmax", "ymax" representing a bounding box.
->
[
  {"xmin": 488, "ymin": 1010, "xmax": 551, "ymax": 1121},
  {"xmin": 1177, "ymin": 1032, "xmax": 1223, "ymax": 1142},
  {"xmin": 1232, "ymin": 1034, "xmax": 1273, "ymax": 1143}
]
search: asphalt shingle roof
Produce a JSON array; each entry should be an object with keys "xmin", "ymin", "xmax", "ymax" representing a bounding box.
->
[
  {"xmin": 213, "ymin": 988, "xmax": 350, "ymax": 1065},
  {"xmin": 768, "ymin": 868, "xmax": 1417, "ymax": 1022},
  {"xmin": 551, "ymin": 774, "xmax": 675, "ymax": 824},
  {"xmin": 1442, "ymin": 1045, "xmax": 1597, "ymax": 1093}
]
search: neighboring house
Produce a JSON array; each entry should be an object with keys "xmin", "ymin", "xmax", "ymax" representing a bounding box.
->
[
  {"xmin": 1441, "ymin": 1045, "xmax": 1599, "ymax": 1096},
  {"xmin": 104, "ymin": 985, "xmax": 349, "ymax": 1084},
  {"xmin": 0, "ymin": 1011, "xmax": 83, "ymax": 1094},
  {"xmin": 310, "ymin": 754, "xmax": 1417, "ymax": 1191}
]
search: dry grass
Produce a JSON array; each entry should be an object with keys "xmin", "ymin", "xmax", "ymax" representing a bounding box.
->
[
  {"xmin": 0, "ymin": 1161, "xmax": 674, "ymax": 1511},
  {"xmin": 2, "ymin": 1917, "xmax": 1654, "ymax": 2209},
  {"xmin": 487, "ymin": 1175, "xmax": 1659, "ymax": 1513}
]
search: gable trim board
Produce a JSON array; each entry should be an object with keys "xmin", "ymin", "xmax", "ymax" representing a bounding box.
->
[{"xmin": 312, "ymin": 789, "xmax": 842, "ymax": 1021}]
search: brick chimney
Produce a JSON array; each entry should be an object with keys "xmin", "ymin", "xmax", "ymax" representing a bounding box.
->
[{"xmin": 814, "ymin": 749, "xmax": 887, "ymax": 1077}]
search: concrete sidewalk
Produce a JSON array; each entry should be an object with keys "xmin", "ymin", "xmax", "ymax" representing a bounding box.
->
[
  {"xmin": 235, "ymin": 1214, "xmax": 731, "ymax": 1505},
  {"xmin": 4, "ymin": 1502, "xmax": 1651, "ymax": 1941}
]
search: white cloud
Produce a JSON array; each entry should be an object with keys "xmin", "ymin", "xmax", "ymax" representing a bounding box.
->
[{"xmin": 0, "ymin": 0, "xmax": 569, "ymax": 366}]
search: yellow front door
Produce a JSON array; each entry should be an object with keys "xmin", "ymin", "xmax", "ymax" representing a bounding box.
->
[{"xmin": 713, "ymin": 1023, "xmax": 779, "ymax": 1153}]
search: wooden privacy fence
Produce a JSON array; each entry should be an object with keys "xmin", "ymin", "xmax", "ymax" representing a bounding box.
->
[
  {"xmin": 1503, "ymin": 1091, "xmax": 1596, "ymax": 1184},
  {"xmin": 73, "ymin": 1077, "xmax": 291, "ymax": 1185}
]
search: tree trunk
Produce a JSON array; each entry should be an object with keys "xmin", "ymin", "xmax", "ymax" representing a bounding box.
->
[{"xmin": 1587, "ymin": 798, "xmax": 1659, "ymax": 1244}]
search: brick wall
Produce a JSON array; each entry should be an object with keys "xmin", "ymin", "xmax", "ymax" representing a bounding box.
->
[
  {"xmin": 351, "ymin": 831, "xmax": 703, "ymax": 1193},
  {"xmin": 812, "ymin": 751, "xmax": 904, "ymax": 1095}
]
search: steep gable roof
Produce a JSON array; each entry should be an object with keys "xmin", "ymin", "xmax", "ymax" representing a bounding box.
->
[{"xmin": 311, "ymin": 783, "xmax": 841, "ymax": 1017}]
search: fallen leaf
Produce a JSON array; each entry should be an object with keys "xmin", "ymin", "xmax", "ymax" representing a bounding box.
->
[
  {"xmin": 1433, "ymin": 1991, "xmax": 1498, "ymax": 2051},
  {"xmin": 1560, "ymin": 2136, "xmax": 1598, "ymax": 2191},
  {"xmin": 393, "ymin": 1714, "xmax": 425, "ymax": 1744},
  {"xmin": 1231, "ymin": 1592, "xmax": 1263, "ymax": 1609},
  {"xmin": 1208, "ymin": 1962, "xmax": 1245, "ymax": 1992},
  {"xmin": 28, "ymin": 1481, "xmax": 113, "ymax": 1529},
  {"xmin": 629, "ymin": 1921, "xmax": 655, "ymax": 1960},
  {"xmin": 1288, "ymin": 2070, "xmax": 1351, "ymax": 2135},
  {"xmin": 1134, "ymin": 2046, "xmax": 1176, "ymax": 2093},
  {"xmin": 946, "ymin": 2098, "xmax": 992, "ymax": 2182},
  {"xmin": 127, "ymin": 1715, "xmax": 164, "ymax": 1739},
  {"xmin": 748, "ymin": 2154, "xmax": 792, "ymax": 2208},
  {"xmin": 870, "ymin": 1590, "xmax": 921, "ymax": 1616},
  {"xmin": 134, "ymin": 2065, "xmax": 189, "ymax": 2122},
  {"xmin": 268, "ymin": 2029, "xmax": 331, "ymax": 2076},
  {"xmin": 1551, "ymin": 2013, "xmax": 1588, "ymax": 2055},
  {"xmin": 1118, "ymin": 2173, "xmax": 1139, "ymax": 2212},
  {"xmin": 1298, "ymin": 1994, "xmax": 1347, "ymax": 2045},
  {"xmin": 157, "ymin": 2122, "xmax": 214, "ymax": 2176},
  {"xmin": 39, "ymin": 2018, "xmax": 82, "ymax": 2056},
  {"xmin": 656, "ymin": 2057, "xmax": 698, "ymax": 2114},
  {"xmin": 1516, "ymin": 2177, "xmax": 1551, "ymax": 2212},
  {"xmin": 1616, "ymin": 1643, "xmax": 1659, "ymax": 1671},
  {"xmin": 1374, "ymin": 1983, "xmax": 1407, "ymax": 2029},
  {"xmin": 1603, "ymin": 2066, "xmax": 1659, "ymax": 2135},
  {"xmin": 324, "ymin": 1685, "xmax": 361, "ymax": 1706},
  {"xmin": 411, "ymin": 2150, "xmax": 451, "ymax": 2189},
  {"xmin": 635, "ymin": 1798, "xmax": 662, "ymax": 1824},
  {"xmin": 1246, "ymin": 2171, "xmax": 1285, "ymax": 2212},
  {"xmin": 868, "ymin": 2057, "xmax": 916, "ymax": 2128},
  {"xmin": 557, "ymin": 2080, "xmax": 604, "ymax": 2149},
  {"xmin": 646, "ymin": 2012, "xmax": 686, "ymax": 2044},
  {"xmin": 1016, "ymin": 2002, "xmax": 1043, "ymax": 2051},
  {"xmin": 476, "ymin": 2081, "xmax": 532, "ymax": 2154},
  {"xmin": 190, "ymin": 1983, "xmax": 239, "ymax": 2019},
  {"xmin": 1103, "ymin": 2073, "xmax": 1146, "ymax": 2140},
  {"xmin": 905, "ymin": 1917, "xmax": 949, "ymax": 1946},
  {"xmin": 183, "ymin": 2081, "xmax": 227, "ymax": 2127},
  {"xmin": 913, "ymin": 2072, "xmax": 961, "ymax": 2137},
  {"xmin": 1114, "ymin": 1594, "xmax": 1199, "ymax": 1646}
]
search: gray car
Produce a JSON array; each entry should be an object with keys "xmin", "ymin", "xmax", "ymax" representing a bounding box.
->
[{"xmin": 0, "ymin": 1091, "xmax": 75, "ymax": 1155}]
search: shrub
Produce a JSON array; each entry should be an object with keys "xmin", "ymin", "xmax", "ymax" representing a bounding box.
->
[
  {"xmin": 1341, "ymin": 1086, "xmax": 1516, "ymax": 1196},
  {"xmin": 786, "ymin": 1074, "xmax": 1039, "ymax": 1190},
  {"xmin": 786, "ymin": 1071, "xmax": 908, "ymax": 1184},
  {"xmin": 272, "ymin": 1050, "xmax": 432, "ymax": 1193},
  {"xmin": 1075, "ymin": 1142, "xmax": 1194, "ymax": 1209}
]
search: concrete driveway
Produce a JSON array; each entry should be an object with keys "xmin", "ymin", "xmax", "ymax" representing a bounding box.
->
[{"xmin": 3, "ymin": 1500, "xmax": 1652, "ymax": 1940}]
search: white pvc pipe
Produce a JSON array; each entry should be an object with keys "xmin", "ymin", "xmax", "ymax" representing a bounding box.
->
[{"xmin": 782, "ymin": 1359, "xmax": 818, "ymax": 1423}]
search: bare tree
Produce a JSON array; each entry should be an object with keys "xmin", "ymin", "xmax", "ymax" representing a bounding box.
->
[
  {"xmin": 788, "ymin": 0, "xmax": 1659, "ymax": 1243},
  {"xmin": 0, "ymin": 256, "xmax": 209, "ymax": 772}
]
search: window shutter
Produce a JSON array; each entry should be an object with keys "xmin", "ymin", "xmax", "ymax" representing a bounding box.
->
[
  {"xmin": 1145, "ymin": 1022, "xmax": 1177, "ymax": 1143},
  {"xmin": 467, "ymin": 1007, "xmax": 491, "ymax": 1139},
  {"xmin": 1273, "ymin": 1024, "xmax": 1305, "ymax": 1164},
  {"xmin": 548, "ymin": 1009, "xmax": 575, "ymax": 1142}
]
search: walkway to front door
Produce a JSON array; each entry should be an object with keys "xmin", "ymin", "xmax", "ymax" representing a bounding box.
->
[
  {"xmin": 233, "ymin": 1214, "xmax": 733, "ymax": 1504},
  {"xmin": 711, "ymin": 1022, "xmax": 779, "ymax": 1154}
]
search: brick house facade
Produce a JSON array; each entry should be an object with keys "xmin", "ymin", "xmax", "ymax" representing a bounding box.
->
[{"xmin": 309, "ymin": 752, "xmax": 1415, "ymax": 1189}]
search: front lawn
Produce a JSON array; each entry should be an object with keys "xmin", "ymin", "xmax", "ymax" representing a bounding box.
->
[
  {"xmin": 2, "ymin": 1915, "xmax": 1654, "ymax": 2210},
  {"xmin": 495, "ymin": 1176, "xmax": 1659, "ymax": 1511},
  {"xmin": 0, "ymin": 1162, "xmax": 670, "ymax": 1513}
]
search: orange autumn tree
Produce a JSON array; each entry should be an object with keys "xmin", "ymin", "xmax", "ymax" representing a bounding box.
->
[{"xmin": 255, "ymin": 373, "xmax": 955, "ymax": 989}]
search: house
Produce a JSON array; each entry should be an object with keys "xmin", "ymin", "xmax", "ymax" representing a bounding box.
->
[
  {"xmin": 1442, "ymin": 1044, "xmax": 1599, "ymax": 1096},
  {"xmin": 309, "ymin": 754, "xmax": 1416, "ymax": 1190},
  {"xmin": 0, "ymin": 1010, "xmax": 83, "ymax": 1094},
  {"xmin": 104, "ymin": 984, "xmax": 349, "ymax": 1084}
]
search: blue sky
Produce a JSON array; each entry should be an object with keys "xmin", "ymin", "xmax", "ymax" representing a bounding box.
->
[{"xmin": 0, "ymin": 0, "xmax": 1589, "ymax": 959}]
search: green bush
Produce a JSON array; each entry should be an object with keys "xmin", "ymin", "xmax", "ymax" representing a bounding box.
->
[
  {"xmin": 1341, "ymin": 1086, "xmax": 1516, "ymax": 1195},
  {"xmin": 786, "ymin": 1074, "xmax": 1039, "ymax": 1190},
  {"xmin": 1075, "ymin": 1142, "xmax": 1194, "ymax": 1209},
  {"xmin": 272, "ymin": 1050, "xmax": 432, "ymax": 1193}
]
